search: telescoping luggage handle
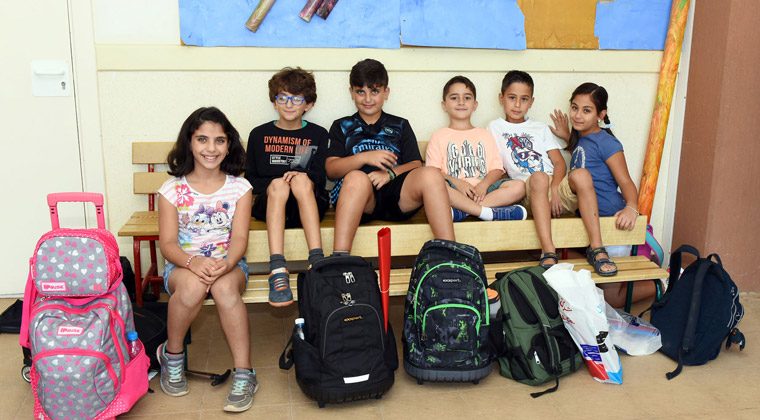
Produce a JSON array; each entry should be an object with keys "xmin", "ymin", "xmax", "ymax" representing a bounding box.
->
[{"xmin": 47, "ymin": 192, "xmax": 106, "ymax": 230}]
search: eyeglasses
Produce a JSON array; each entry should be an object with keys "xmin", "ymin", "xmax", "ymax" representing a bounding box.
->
[{"xmin": 275, "ymin": 94, "xmax": 305, "ymax": 105}]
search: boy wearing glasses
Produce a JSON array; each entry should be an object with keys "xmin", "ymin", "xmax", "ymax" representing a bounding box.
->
[
  {"xmin": 326, "ymin": 58, "xmax": 455, "ymax": 254},
  {"xmin": 246, "ymin": 67, "xmax": 329, "ymax": 306}
]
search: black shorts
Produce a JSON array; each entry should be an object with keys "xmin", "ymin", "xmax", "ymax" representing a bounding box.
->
[
  {"xmin": 361, "ymin": 171, "xmax": 422, "ymax": 223},
  {"xmin": 252, "ymin": 189, "xmax": 329, "ymax": 229}
]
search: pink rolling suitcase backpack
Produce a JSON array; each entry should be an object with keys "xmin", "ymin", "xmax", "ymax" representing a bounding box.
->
[{"xmin": 19, "ymin": 193, "xmax": 149, "ymax": 419}]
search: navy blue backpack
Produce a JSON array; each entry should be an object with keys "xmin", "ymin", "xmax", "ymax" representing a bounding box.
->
[{"xmin": 650, "ymin": 245, "xmax": 746, "ymax": 379}]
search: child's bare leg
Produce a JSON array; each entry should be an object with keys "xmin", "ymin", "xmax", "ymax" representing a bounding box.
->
[
  {"xmin": 569, "ymin": 168, "xmax": 615, "ymax": 275},
  {"xmin": 568, "ymin": 169, "xmax": 603, "ymax": 249},
  {"xmin": 210, "ymin": 269, "xmax": 251, "ymax": 369},
  {"xmin": 265, "ymin": 179, "xmax": 290, "ymax": 256},
  {"xmin": 290, "ymin": 174, "xmax": 322, "ymax": 250},
  {"xmin": 166, "ymin": 269, "xmax": 208, "ymax": 353},
  {"xmin": 399, "ymin": 167, "xmax": 455, "ymax": 241},
  {"xmin": 599, "ymin": 281, "xmax": 656, "ymax": 308},
  {"xmin": 333, "ymin": 170, "xmax": 374, "ymax": 252},
  {"xmin": 447, "ymin": 185, "xmax": 482, "ymax": 215},
  {"xmin": 481, "ymin": 180, "xmax": 525, "ymax": 207},
  {"xmin": 528, "ymin": 173, "xmax": 556, "ymax": 254}
]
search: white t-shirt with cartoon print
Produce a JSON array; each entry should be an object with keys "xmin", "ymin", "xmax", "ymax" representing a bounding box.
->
[
  {"xmin": 158, "ymin": 175, "xmax": 252, "ymax": 258},
  {"xmin": 487, "ymin": 118, "xmax": 563, "ymax": 181}
]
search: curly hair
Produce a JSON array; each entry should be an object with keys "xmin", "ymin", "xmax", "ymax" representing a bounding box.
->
[
  {"xmin": 167, "ymin": 107, "xmax": 246, "ymax": 177},
  {"xmin": 268, "ymin": 67, "xmax": 317, "ymax": 104}
]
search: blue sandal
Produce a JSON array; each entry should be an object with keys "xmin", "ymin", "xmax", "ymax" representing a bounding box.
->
[
  {"xmin": 268, "ymin": 271, "xmax": 293, "ymax": 307},
  {"xmin": 539, "ymin": 252, "xmax": 559, "ymax": 269},
  {"xmin": 586, "ymin": 247, "xmax": 618, "ymax": 277}
]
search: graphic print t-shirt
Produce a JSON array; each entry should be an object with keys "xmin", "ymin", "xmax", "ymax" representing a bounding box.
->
[
  {"xmin": 327, "ymin": 112, "xmax": 421, "ymax": 205},
  {"xmin": 570, "ymin": 130, "xmax": 625, "ymax": 216},
  {"xmin": 245, "ymin": 121, "xmax": 329, "ymax": 195},
  {"xmin": 425, "ymin": 127, "xmax": 504, "ymax": 186},
  {"xmin": 487, "ymin": 118, "xmax": 562, "ymax": 181},
  {"xmin": 158, "ymin": 175, "xmax": 252, "ymax": 258}
]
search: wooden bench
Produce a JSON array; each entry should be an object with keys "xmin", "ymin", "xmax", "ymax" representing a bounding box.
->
[{"xmin": 120, "ymin": 142, "xmax": 667, "ymax": 308}]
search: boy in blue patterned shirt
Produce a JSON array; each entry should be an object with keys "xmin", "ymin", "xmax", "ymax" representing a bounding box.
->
[{"xmin": 326, "ymin": 59, "xmax": 455, "ymax": 253}]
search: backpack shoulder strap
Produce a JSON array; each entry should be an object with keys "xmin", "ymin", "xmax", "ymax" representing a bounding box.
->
[{"xmin": 668, "ymin": 245, "xmax": 701, "ymax": 292}]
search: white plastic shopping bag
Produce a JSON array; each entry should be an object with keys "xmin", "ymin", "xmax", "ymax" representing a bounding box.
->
[
  {"xmin": 544, "ymin": 263, "xmax": 623, "ymax": 384},
  {"xmin": 606, "ymin": 306, "xmax": 662, "ymax": 356}
]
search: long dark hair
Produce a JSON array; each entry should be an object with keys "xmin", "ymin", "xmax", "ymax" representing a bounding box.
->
[
  {"xmin": 167, "ymin": 107, "xmax": 246, "ymax": 177},
  {"xmin": 566, "ymin": 83, "xmax": 614, "ymax": 152}
]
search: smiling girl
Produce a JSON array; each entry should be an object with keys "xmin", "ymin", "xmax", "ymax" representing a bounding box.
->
[{"xmin": 156, "ymin": 107, "xmax": 257, "ymax": 412}]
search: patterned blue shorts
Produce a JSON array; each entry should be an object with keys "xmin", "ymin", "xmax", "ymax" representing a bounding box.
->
[{"xmin": 163, "ymin": 257, "xmax": 249, "ymax": 295}]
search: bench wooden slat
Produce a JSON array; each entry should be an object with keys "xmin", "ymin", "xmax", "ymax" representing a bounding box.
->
[
  {"xmin": 119, "ymin": 210, "xmax": 647, "ymax": 264},
  {"xmin": 214, "ymin": 256, "xmax": 666, "ymax": 305}
]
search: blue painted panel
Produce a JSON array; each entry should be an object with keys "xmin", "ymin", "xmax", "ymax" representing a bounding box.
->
[
  {"xmin": 179, "ymin": 0, "xmax": 400, "ymax": 48},
  {"xmin": 399, "ymin": 0, "xmax": 526, "ymax": 50},
  {"xmin": 595, "ymin": 0, "xmax": 672, "ymax": 50}
]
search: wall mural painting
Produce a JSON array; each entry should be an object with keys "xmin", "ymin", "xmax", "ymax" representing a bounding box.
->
[{"xmin": 180, "ymin": 0, "xmax": 672, "ymax": 50}]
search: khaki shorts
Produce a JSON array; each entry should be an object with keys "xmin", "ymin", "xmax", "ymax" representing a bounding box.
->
[{"xmin": 523, "ymin": 174, "xmax": 578, "ymax": 215}]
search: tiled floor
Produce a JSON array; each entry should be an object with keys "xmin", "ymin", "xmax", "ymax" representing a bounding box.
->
[{"xmin": 1, "ymin": 294, "xmax": 758, "ymax": 419}]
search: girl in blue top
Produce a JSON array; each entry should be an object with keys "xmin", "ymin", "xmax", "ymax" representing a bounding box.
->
[{"xmin": 565, "ymin": 83, "xmax": 653, "ymax": 306}]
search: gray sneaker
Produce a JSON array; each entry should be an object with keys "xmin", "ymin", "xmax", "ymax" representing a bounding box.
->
[
  {"xmin": 157, "ymin": 341, "xmax": 188, "ymax": 397},
  {"xmin": 223, "ymin": 369, "xmax": 259, "ymax": 412}
]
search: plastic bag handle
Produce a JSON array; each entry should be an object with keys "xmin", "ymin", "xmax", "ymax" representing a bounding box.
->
[{"xmin": 47, "ymin": 192, "xmax": 105, "ymax": 229}]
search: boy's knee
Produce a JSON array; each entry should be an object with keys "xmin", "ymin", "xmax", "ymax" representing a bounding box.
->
[
  {"xmin": 267, "ymin": 178, "xmax": 290, "ymax": 198},
  {"xmin": 414, "ymin": 166, "xmax": 445, "ymax": 184},
  {"xmin": 342, "ymin": 170, "xmax": 372, "ymax": 191},
  {"xmin": 290, "ymin": 173, "xmax": 314, "ymax": 193}
]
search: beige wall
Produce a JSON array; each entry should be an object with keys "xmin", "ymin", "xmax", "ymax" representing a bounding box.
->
[
  {"xmin": 92, "ymin": 3, "xmax": 689, "ymax": 277},
  {"xmin": 674, "ymin": 0, "xmax": 760, "ymax": 291}
]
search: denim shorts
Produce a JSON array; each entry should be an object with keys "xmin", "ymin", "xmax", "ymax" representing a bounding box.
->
[{"xmin": 163, "ymin": 257, "xmax": 249, "ymax": 295}]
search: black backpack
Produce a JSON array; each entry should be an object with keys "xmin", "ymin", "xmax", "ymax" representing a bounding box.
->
[
  {"xmin": 489, "ymin": 266, "xmax": 582, "ymax": 398},
  {"xmin": 279, "ymin": 255, "xmax": 397, "ymax": 407},
  {"xmin": 402, "ymin": 239, "xmax": 492, "ymax": 384},
  {"xmin": 650, "ymin": 245, "xmax": 746, "ymax": 379}
]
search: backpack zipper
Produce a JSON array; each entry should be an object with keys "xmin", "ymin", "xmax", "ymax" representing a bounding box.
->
[{"xmin": 421, "ymin": 303, "xmax": 482, "ymax": 335}]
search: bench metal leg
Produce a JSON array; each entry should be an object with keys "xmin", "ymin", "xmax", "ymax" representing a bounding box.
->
[{"xmin": 133, "ymin": 238, "xmax": 143, "ymax": 307}]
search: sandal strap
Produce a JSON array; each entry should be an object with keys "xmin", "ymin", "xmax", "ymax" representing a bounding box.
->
[{"xmin": 539, "ymin": 252, "xmax": 559, "ymax": 263}]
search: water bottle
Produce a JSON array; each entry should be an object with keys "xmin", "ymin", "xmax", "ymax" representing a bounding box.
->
[
  {"xmin": 488, "ymin": 288, "xmax": 501, "ymax": 320},
  {"xmin": 294, "ymin": 318, "xmax": 305, "ymax": 340},
  {"xmin": 126, "ymin": 331, "xmax": 142, "ymax": 359}
]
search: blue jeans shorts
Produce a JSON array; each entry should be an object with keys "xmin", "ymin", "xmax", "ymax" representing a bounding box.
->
[{"xmin": 163, "ymin": 257, "xmax": 249, "ymax": 295}]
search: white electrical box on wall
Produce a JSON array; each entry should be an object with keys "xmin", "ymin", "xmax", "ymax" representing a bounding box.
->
[{"xmin": 31, "ymin": 60, "xmax": 72, "ymax": 97}]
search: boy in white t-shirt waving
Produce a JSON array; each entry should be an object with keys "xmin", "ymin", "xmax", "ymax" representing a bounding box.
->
[{"xmin": 487, "ymin": 70, "xmax": 572, "ymax": 268}]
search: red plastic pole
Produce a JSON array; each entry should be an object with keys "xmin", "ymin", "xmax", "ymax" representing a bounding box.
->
[{"xmin": 377, "ymin": 227, "xmax": 391, "ymax": 332}]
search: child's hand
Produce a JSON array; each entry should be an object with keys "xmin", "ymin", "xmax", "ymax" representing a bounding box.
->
[
  {"xmin": 549, "ymin": 109, "xmax": 571, "ymax": 142},
  {"xmin": 614, "ymin": 207, "xmax": 638, "ymax": 231},
  {"xmin": 473, "ymin": 182, "xmax": 489, "ymax": 203},
  {"xmin": 550, "ymin": 187, "xmax": 563, "ymax": 218},
  {"xmin": 368, "ymin": 169, "xmax": 391, "ymax": 190},
  {"xmin": 188, "ymin": 256, "xmax": 220, "ymax": 284},
  {"xmin": 282, "ymin": 171, "xmax": 304, "ymax": 183},
  {"xmin": 452, "ymin": 179, "xmax": 476, "ymax": 200},
  {"xmin": 362, "ymin": 150, "xmax": 397, "ymax": 170}
]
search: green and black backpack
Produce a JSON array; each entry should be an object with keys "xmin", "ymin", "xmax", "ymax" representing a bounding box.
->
[
  {"xmin": 489, "ymin": 266, "xmax": 581, "ymax": 397},
  {"xmin": 402, "ymin": 239, "xmax": 492, "ymax": 384}
]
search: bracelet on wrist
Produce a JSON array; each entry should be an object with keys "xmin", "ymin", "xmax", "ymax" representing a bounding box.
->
[
  {"xmin": 625, "ymin": 205, "xmax": 640, "ymax": 216},
  {"xmin": 387, "ymin": 168, "xmax": 397, "ymax": 180},
  {"xmin": 185, "ymin": 254, "xmax": 197, "ymax": 268}
]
